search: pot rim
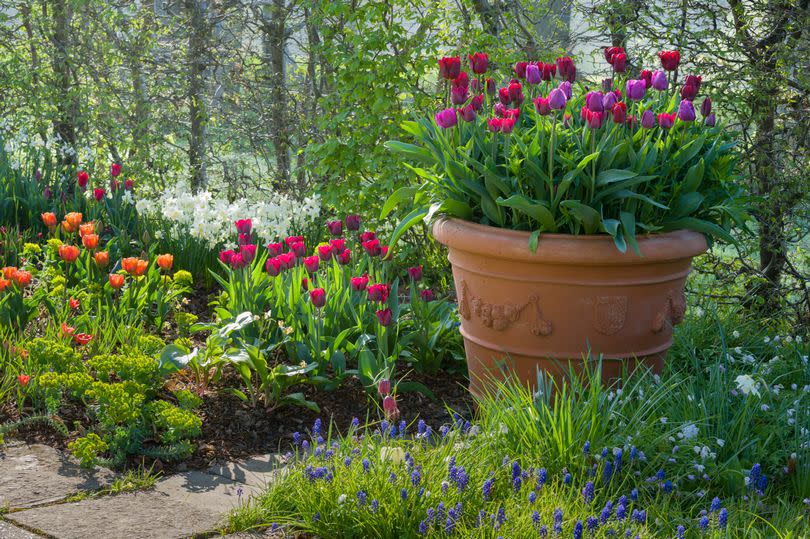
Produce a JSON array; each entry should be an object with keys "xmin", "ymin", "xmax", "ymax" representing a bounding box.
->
[{"xmin": 432, "ymin": 217, "xmax": 709, "ymax": 265}]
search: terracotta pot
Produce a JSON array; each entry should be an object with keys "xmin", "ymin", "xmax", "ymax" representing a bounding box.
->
[{"xmin": 432, "ymin": 218, "xmax": 707, "ymax": 396}]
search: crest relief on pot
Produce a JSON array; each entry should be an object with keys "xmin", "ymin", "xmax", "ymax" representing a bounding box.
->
[
  {"xmin": 585, "ymin": 295, "xmax": 629, "ymax": 336},
  {"xmin": 458, "ymin": 280, "xmax": 553, "ymax": 335}
]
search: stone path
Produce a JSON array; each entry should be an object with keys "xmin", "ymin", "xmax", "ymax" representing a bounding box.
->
[{"xmin": 0, "ymin": 441, "xmax": 283, "ymax": 538}]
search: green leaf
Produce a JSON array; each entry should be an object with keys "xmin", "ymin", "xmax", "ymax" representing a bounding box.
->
[
  {"xmin": 596, "ymin": 169, "xmax": 638, "ymax": 186},
  {"xmin": 385, "ymin": 206, "xmax": 429, "ymax": 253},
  {"xmin": 384, "ymin": 141, "xmax": 436, "ymax": 166},
  {"xmin": 283, "ymin": 393, "xmax": 321, "ymax": 412},
  {"xmin": 670, "ymin": 192, "xmax": 704, "ymax": 218},
  {"xmin": 662, "ymin": 217, "xmax": 735, "ymax": 243},
  {"xmin": 560, "ymin": 201, "xmax": 601, "ymax": 234},
  {"xmin": 528, "ymin": 230, "xmax": 541, "ymax": 253},
  {"xmin": 620, "ymin": 211, "xmax": 640, "ymax": 256},
  {"xmin": 380, "ymin": 186, "xmax": 418, "ymax": 219},
  {"xmin": 158, "ymin": 344, "xmax": 197, "ymax": 373},
  {"xmin": 682, "ymin": 158, "xmax": 705, "ymax": 192},
  {"xmin": 395, "ymin": 381, "xmax": 436, "ymax": 399},
  {"xmin": 496, "ymin": 195, "xmax": 557, "ymax": 231}
]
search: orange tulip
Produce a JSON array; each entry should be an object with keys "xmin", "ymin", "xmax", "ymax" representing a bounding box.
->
[
  {"xmin": 61, "ymin": 323, "xmax": 76, "ymax": 337},
  {"xmin": 11, "ymin": 270, "xmax": 32, "ymax": 288},
  {"xmin": 82, "ymin": 233, "xmax": 99, "ymax": 250},
  {"xmin": 109, "ymin": 273, "xmax": 125, "ymax": 290},
  {"xmin": 58, "ymin": 244, "xmax": 81, "ymax": 263},
  {"xmin": 41, "ymin": 212, "xmax": 57, "ymax": 229},
  {"xmin": 73, "ymin": 333, "xmax": 94, "ymax": 346},
  {"xmin": 0, "ymin": 278, "xmax": 10, "ymax": 292},
  {"xmin": 134, "ymin": 259, "xmax": 149, "ymax": 276},
  {"xmin": 2, "ymin": 266, "xmax": 17, "ymax": 279},
  {"xmin": 121, "ymin": 257, "xmax": 138, "ymax": 274},
  {"xmin": 94, "ymin": 251, "xmax": 110, "ymax": 268},
  {"xmin": 65, "ymin": 212, "xmax": 82, "ymax": 228},
  {"xmin": 18, "ymin": 374, "xmax": 30, "ymax": 387},
  {"xmin": 156, "ymin": 254, "xmax": 174, "ymax": 272},
  {"xmin": 79, "ymin": 222, "xmax": 96, "ymax": 237}
]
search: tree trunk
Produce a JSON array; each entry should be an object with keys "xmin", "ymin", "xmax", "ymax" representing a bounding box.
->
[
  {"xmin": 185, "ymin": 0, "xmax": 209, "ymax": 192},
  {"xmin": 263, "ymin": 0, "xmax": 291, "ymax": 188},
  {"xmin": 50, "ymin": 0, "xmax": 77, "ymax": 166}
]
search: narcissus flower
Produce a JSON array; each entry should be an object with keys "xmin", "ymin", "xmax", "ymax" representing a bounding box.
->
[
  {"xmin": 59, "ymin": 245, "xmax": 81, "ymax": 263},
  {"xmin": 408, "ymin": 265, "xmax": 423, "ymax": 281},
  {"xmin": 41, "ymin": 212, "xmax": 57, "ymax": 229},
  {"xmin": 658, "ymin": 50, "xmax": 680, "ymax": 71},
  {"xmin": 18, "ymin": 374, "xmax": 30, "ymax": 387},
  {"xmin": 326, "ymin": 220, "xmax": 342, "ymax": 236},
  {"xmin": 310, "ymin": 287, "xmax": 326, "ymax": 308},
  {"xmin": 77, "ymin": 170, "xmax": 89, "ymax": 188},
  {"xmin": 109, "ymin": 273, "xmax": 125, "ymax": 290},
  {"xmin": 81, "ymin": 234, "xmax": 99, "ymax": 250},
  {"xmin": 468, "ymin": 53, "xmax": 488, "ymax": 74},
  {"xmin": 157, "ymin": 254, "xmax": 174, "ymax": 271},
  {"xmin": 304, "ymin": 255, "xmax": 320, "ymax": 273},
  {"xmin": 376, "ymin": 308, "xmax": 393, "ymax": 326},
  {"xmin": 93, "ymin": 188, "xmax": 105, "ymax": 202},
  {"xmin": 435, "ymin": 108, "xmax": 458, "ymax": 129},
  {"xmin": 351, "ymin": 275, "xmax": 369, "ymax": 292},
  {"xmin": 110, "ymin": 163, "xmax": 122, "ymax": 177},
  {"xmin": 235, "ymin": 219, "xmax": 252, "ymax": 235},
  {"xmin": 438, "ymin": 57, "xmax": 461, "ymax": 80}
]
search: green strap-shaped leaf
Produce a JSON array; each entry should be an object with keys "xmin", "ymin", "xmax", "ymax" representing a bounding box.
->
[
  {"xmin": 380, "ymin": 186, "xmax": 418, "ymax": 219},
  {"xmin": 560, "ymin": 200, "xmax": 601, "ymax": 234},
  {"xmin": 596, "ymin": 169, "xmax": 638, "ymax": 186},
  {"xmin": 496, "ymin": 195, "xmax": 557, "ymax": 232},
  {"xmin": 661, "ymin": 217, "xmax": 735, "ymax": 243},
  {"xmin": 385, "ymin": 206, "xmax": 429, "ymax": 253},
  {"xmin": 384, "ymin": 141, "xmax": 437, "ymax": 166},
  {"xmin": 681, "ymin": 158, "xmax": 705, "ymax": 192},
  {"xmin": 670, "ymin": 192, "xmax": 704, "ymax": 218},
  {"xmin": 620, "ymin": 211, "xmax": 640, "ymax": 256}
]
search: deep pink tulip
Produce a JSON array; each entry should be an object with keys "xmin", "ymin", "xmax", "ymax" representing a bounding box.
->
[
  {"xmin": 290, "ymin": 241, "xmax": 306, "ymax": 257},
  {"xmin": 240, "ymin": 244, "xmax": 257, "ymax": 263},
  {"xmin": 408, "ymin": 265, "xmax": 423, "ymax": 281},
  {"xmin": 468, "ymin": 53, "xmax": 488, "ymax": 74},
  {"xmin": 303, "ymin": 255, "xmax": 320, "ymax": 273},
  {"xmin": 93, "ymin": 188, "xmax": 105, "ymax": 201},
  {"xmin": 438, "ymin": 56, "xmax": 461, "ymax": 80},
  {"xmin": 317, "ymin": 244, "xmax": 332, "ymax": 261},
  {"xmin": 345, "ymin": 214, "xmax": 361, "ymax": 231},
  {"xmin": 420, "ymin": 289, "xmax": 435, "ymax": 301},
  {"xmin": 235, "ymin": 219, "xmax": 252, "ymax": 235},
  {"xmin": 326, "ymin": 220, "xmax": 343, "ymax": 236},
  {"xmin": 267, "ymin": 242, "xmax": 284, "ymax": 256},
  {"xmin": 310, "ymin": 287, "xmax": 326, "ymax": 308},
  {"xmin": 367, "ymin": 283, "xmax": 390, "ymax": 303},
  {"xmin": 351, "ymin": 275, "xmax": 369, "ymax": 292},
  {"xmin": 337, "ymin": 249, "xmax": 351, "ymax": 265},
  {"xmin": 362, "ymin": 238, "xmax": 382, "ymax": 257},
  {"xmin": 376, "ymin": 308, "xmax": 393, "ymax": 326},
  {"xmin": 266, "ymin": 257, "xmax": 282, "ymax": 276}
]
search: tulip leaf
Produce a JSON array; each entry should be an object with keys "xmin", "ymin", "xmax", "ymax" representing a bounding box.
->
[
  {"xmin": 385, "ymin": 206, "xmax": 428, "ymax": 252},
  {"xmin": 620, "ymin": 211, "xmax": 641, "ymax": 256},
  {"xmin": 671, "ymin": 192, "xmax": 704, "ymax": 218},
  {"xmin": 560, "ymin": 200, "xmax": 601, "ymax": 234},
  {"xmin": 596, "ymin": 169, "xmax": 638, "ymax": 186},
  {"xmin": 496, "ymin": 195, "xmax": 557, "ymax": 232},
  {"xmin": 380, "ymin": 186, "xmax": 418, "ymax": 219},
  {"xmin": 528, "ymin": 229, "xmax": 541, "ymax": 253},
  {"xmin": 682, "ymin": 158, "xmax": 705, "ymax": 192},
  {"xmin": 662, "ymin": 217, "xmax": 734, "ymax": 243},
  {"xmin": 384, "ymin": 140, "xmax": 437, "ymax": 166}
]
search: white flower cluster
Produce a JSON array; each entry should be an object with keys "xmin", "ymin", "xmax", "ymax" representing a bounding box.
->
[{"xmin": 134, "ymin": 183, "xmax": 321, "ymax": 249}]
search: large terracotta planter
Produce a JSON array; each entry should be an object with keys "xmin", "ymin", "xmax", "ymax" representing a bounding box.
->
[{"xmin": 432, "ymin": 218, "xmax": 708, "ymax": 395}]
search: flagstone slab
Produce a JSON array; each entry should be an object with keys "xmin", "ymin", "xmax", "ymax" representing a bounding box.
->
[
  {"xmin": 0, "ymin": 520, "xmax": 42, "ymax": 538},
  {"xmin": 0, "ymin": 443, "xmax": 115, "ymax": 509},
  {"xmin": 6, "ymin": 491, "xmax": 221, "ymax": 539},
  {"xmin": 206, "ymin": 453, "xmax": 286, "ymax": 489},
  {"xmin": 153, "ymin": 470, "xmax": 250, "ymax": 513}
]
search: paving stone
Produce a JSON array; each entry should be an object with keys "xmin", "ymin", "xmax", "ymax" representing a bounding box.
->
[
  {"xmin": 6, "ymin": 491, "xmax": 221, "ymax": 539},
  {"xmin": 0, "ymin": 443, "xmax": 115, "ymax": 509},
  {"xmin": 0, "ymin": 520, "xmax": 42, "ymax": 539},
  {"xmin": 206, "ymin": 453, "xmax": 286, "ymax": 489},
  {"xmin": 153, "ymin": 470, "xmax": 252, "ymax": 513}
]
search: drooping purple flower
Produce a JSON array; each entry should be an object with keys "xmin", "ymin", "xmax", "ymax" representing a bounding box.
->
[
  {"xmin": 435, "ymin": 108, "xmax": 458, "ymax": 129},
  {"xmin": 678, "ymin": 99, "xmax": 696, "ymax": 122}
]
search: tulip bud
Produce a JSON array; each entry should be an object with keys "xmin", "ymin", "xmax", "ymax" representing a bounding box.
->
[
  {"xmin": 705, "ymin": 113, "xmax": 716, "ymax": 127},
  {"xmin": 266, "ymin": 257, "xmax": 282, "ymax": 277},
  {"xmin": 468, "ymin": 53, "xmax": 488, "ymax": 74},
  {"xmin": 514, "ymin": 61, "xmax": 528, "ymax": 79},
  {"xmin": 43, "ymin": 186, "xmax": 52, "ymax": 200},
  {"xmin": 459, "ymin": 104, "xmax": 476, "ymax": 122},
  {"xmin": 525, "ymin": 64, "xmax": 542, "ymax": 85},
  {"xmin": 77, "ymin": 170, "xmax": 89, "ymax": 188},
  {"xmin": 680, "ymin": 84, "xmax": 698, "ymax": 101},
  {"xmin": 548, "ymin": 88, "xmax": 567, "ymax": 110},
  {"xmin": 640, "ymin": 70, "xmax": 653, "ymax": 88},
  {"xmin": 378, "ymin": 379, "xmax": 391, "ymax": 396},
  {"xmin": 420, "ymin": 289, "xmax": 435, "ymax": 301},
  {"xmin": 678, "ymin": 100, "xmax": 696, "ymax": 122},
  {"xmin": 376, "ymin": 308, "xmax": 393, "ymax": 326},
  {"xmin": 602, "ymin": 78, "xmax": 613, "ymax": 92},
  {"xmin": 641, "ymin": 109, "xmax": 655, "ymax": 129},
  {"xmin": 238, "ymin": 233, "xmax": 251, "ymax": 246},
  {"xmin": 700, "ymin": 97, "xmax": 712, "ymax": 117},
  {"xmin": 310, "ymin": 287, "xmax": 326, "ymax": 308},
  {"xmin": 651, "ymin": 70, "xmax": 668, "ymax": 91},
  {"xmin": 326, "ymin": 220, "xmax": 343, "ymax": 236},
  {"xmin": 407, "ymin": 265, "xmax": 423, "ymax": 281},
  {"xmin": 485, "ymin": 78, "xmax": 496, "ymax": 95}
]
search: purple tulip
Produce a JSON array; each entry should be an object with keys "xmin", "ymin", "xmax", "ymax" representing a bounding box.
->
[
  {"xmin": 435, "ymin": 108, "xmax": 458, "ymax": 129},
  {"xmin": 602, "ymin": 92, "xmax": 617, "ymax": 110},
  {"xmin": 548, "ymin": 88, "xmax": 567, "ymax": 110},
  {"xmin": 558, "ymin": 81, "xmax": 573, "ymax": 100},
  {"xmin": 641, "ymin": 109, "xmax": 655, "ymax": 129},
  {"xmin": 585, "ymin": 91, "xmax": 604, "ymax": 112},
  {"xmin": 626, "ymin": 79, "xmax": 646, "ymax": 101},
  {"xmin": 459, "ymin": 104, "xmax": 476, "ymax": 122},
  {"xmin": 705, "ymin": 113, "xmax": 716, "ymax": 127},
  {"xmin": 451, "ymin": 85, "xmax": 468, "ymax": 105},
  {"xmin": 525, "ymin": 64, "xmax": 542, "ymax": 84},
  {"xmin": 43, "ymin": 186, "xmax": 52, "ymax": 200},
  {"xmin": 678, "ymin": 100, "xmax": 696, "ymax": 122},
  {"xmin": 651, "ymin": 70, "xmax": 668, "ymax": 91},
  {"xmin": 701, "ymin": 97, "xmax": 712, "ymax": 116}
]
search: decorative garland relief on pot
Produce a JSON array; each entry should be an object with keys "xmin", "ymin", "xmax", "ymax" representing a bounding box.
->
[{"xmin": 458, "ymin": 280, "xmax": 553, "ymax": 336}]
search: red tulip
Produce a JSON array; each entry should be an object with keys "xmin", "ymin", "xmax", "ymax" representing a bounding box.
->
[
  {"xmin": 657, "ymin": 112, "xmax": 677, "ymax": 129},
  {"xmin": 266, "ymin": 257, "xmax": 282, "ymax": 276},
  {"xmin": 459, "ymin": 103, "xmax": 476, "ymax": 122},
  {"xmin": 235, "ymin": 219, "xmax": 252, "ymax": 235},
  {"xmin": 376, "ymin": 308, "xmax": 393, "ymax": 326},
  {"xmin": 303, "ymin": 255, "xmax": 320, "ymax": 273},
  {"xmin": 438, "ymin": 56, "xmax": 461, "ymax": 80},
  {"xmin": 240, "ymin": 244, "xmax": 257, "ymax": 263},
  {"xmin": 658, "ymin": 50, "xmax": 680, "ymax": 71},
  {"xmin": 420, "ymin": 289, "xmax": 435, "ymax": 302},
  {"xmin": 452, "ymin": 71, "xmax": 469, "ymax": 89},
  {"xmin": 604, "ymin": 46, "xmax": 624, "ymax": 65},
  {"xmin": 367, "ymin": 283, "xmax": 390, "ymax": 303},
  {"xmin": 310, "ymin": 287, "xmax": 326, "ymax": 308},
  {"xmin": 302, "ymin": 277, "xmax": 309, "ymax": 291},
  {"xmin": 73, "ymin": 333, "xmax": 94, "ymax": 346},
  {"xmin": 77, "ymin": 170, "xmax": 89, "ymax": 188},
  {"xmin": 326, "ymin": 220, "xmax": 343, "ymax": 236},
  {"xmin": 61, "ymin": 323, "xmax": 76, "ymax": 337},
  {"xmin": 219, "ymin": 249, "xmax": 236, "ymax": 265},
  {"xmin": 507, "ymin": 82, "xmax": 523, "ymax": 105},
  {"xmin": 500, "ymin": 117, "xmax": 516, "ymax": 134},
  {"xmin": 317, "ymin": 243, "xmax": 333, "ymax": 261},
  {"xmin": 556, "ymin": 56, "xmax": 576, "ymax": 82},
  {"xmin": 351, "ymin": 275, "xmax": 369, "ymax": 292},
  {"xmin": 514, "ymin": 61, "xmax": 528, "ymax": 79},
  {"xmin": 267, "ymin": 242, "xmax": 284, "ymax": 256},
  {"xmin": 540, "ymin": 62, "xmax": 556, "ymax": 81},
  {"xmin": 110, "ymin": 163, "xmax": 122, "ymax": 177},
  {"xmin": 124, "ymin": 179, "xmax": 134, "ymax": 190},
  {"xmin": 278, "ymin": 252, "xmax": 296, "ymax": 270},
  {"xmin": 345, "ymin": 214, "xmax": 361, "ymax": 231},
  {"xmin": 534, "ymin": 96, "xmax": 551, "ymax": 116},
  {"xmin": 407, "ymin": 265, "xmax": 423, "ymax": 281},
  {"xmin": 362, "ymin": 238, "xmax": 382, "ymax": 257},
  {"xmin": 110, "ymin": 179, "xmax": 120, "ymax": 192},
  {"xmin": 680, "ymin": 83, "xmax": 698, "ymax": 101},
  {"xmin": 289, "ymin": 241, "xmax": 306, "ymax": 257},
  {"xmin": 337, "ymin": 249, "xmax": 351, "ymax": 265},
  {"xmin": 468, "ymin": 53, "xmax": 488, "ymax": 74},
  {"xmin": 611, "ymin": 102, "xmax": 627, "ymax": 124},
  {"xmin": 470, "ymin": 94, "xmax": 484, "ymax": 112},
  {"xmin": 229, "ymin": 253, "xmax": 247, "ymax": 269},
  {"xmin": 640, "ymin": 70, "xmax": 653, "ymax": 88},
  {"xmin": 359, "ymin": 231, "xmax": 376, "ymax": 243},
  {"xmin": 329, "ymin": 238, "xmax": 346, "ymax": 252},
  {"xmin": 91, "ymin": 188, "xmax": 104, "ymax": 202},
  {"xmin": 285, "ymin": 235, "xmax": 304, "ymax": 246}
]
